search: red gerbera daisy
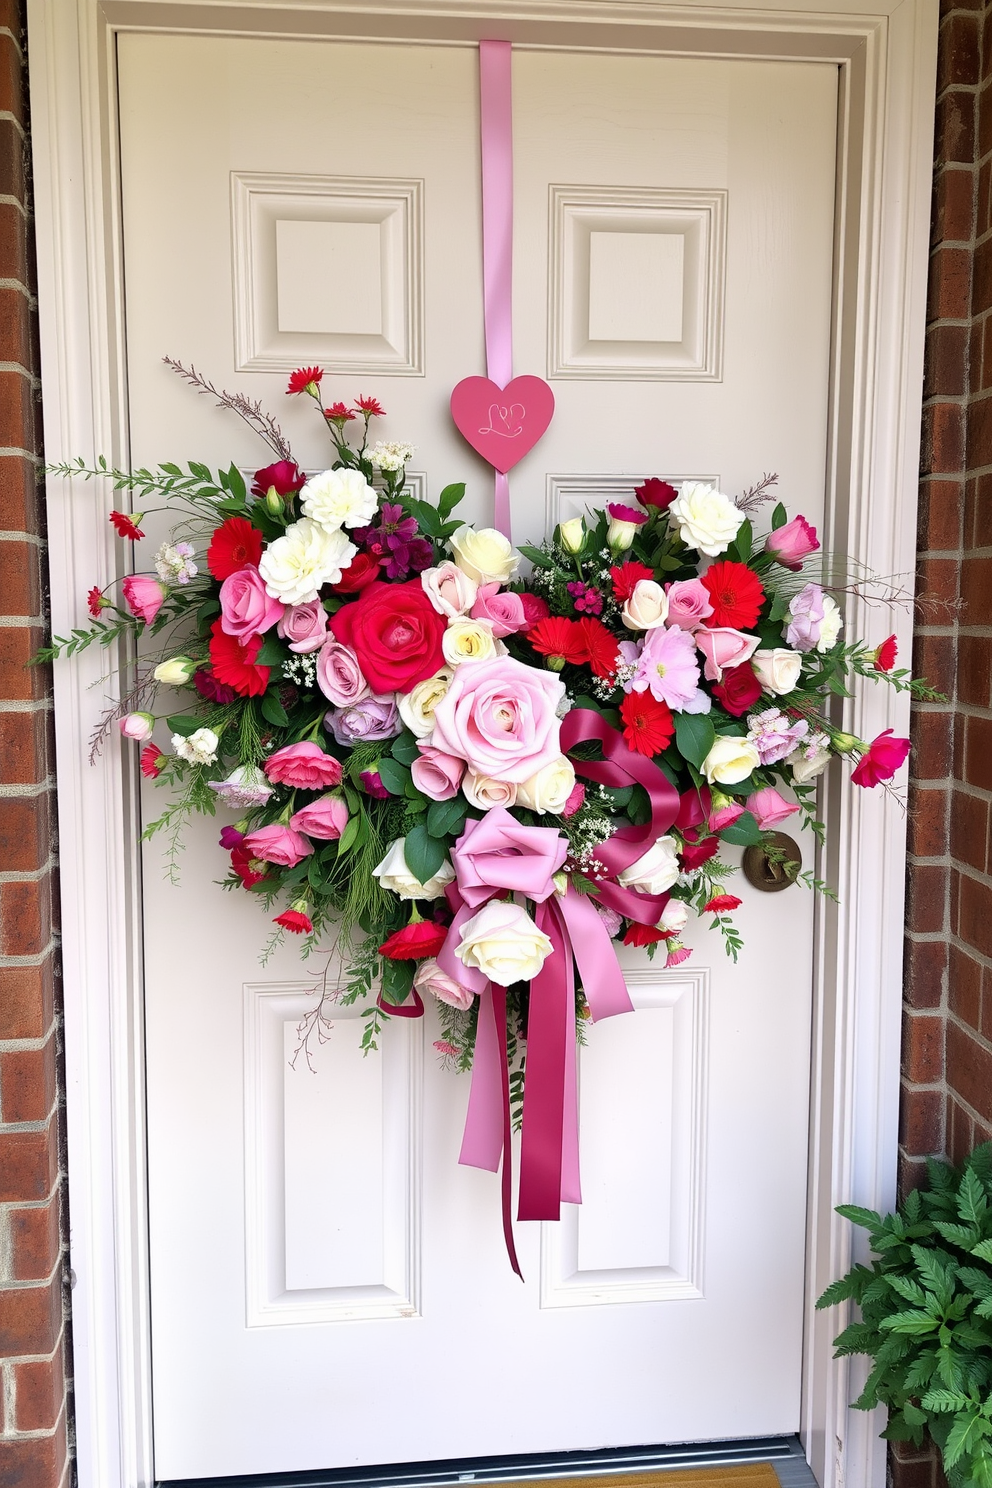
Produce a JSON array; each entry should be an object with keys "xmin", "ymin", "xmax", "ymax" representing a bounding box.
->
[
  {"xmin": 207, "ymin": 516, "xmax": 264, "ymax": 581},
  {"xmin": 703, "ymin": 894, "xmax": 742, "ymax": 913},
  {"xmin": 109, "ymin": 510, "xmax": 144, "ymax": 540},
  {"xmin": 610, "ymin": 561, "xmax": 654, "ymax": 603},
  {"xmin": 87, "ymin": 585, "xmax": 108, "ymax": 618},
  {"xmin": 140, "ymin": 743, "xmax": 166, "ymax": 779},
  {"xmin": 700, "ymin": 560, "xmax": 765, "ymax": 630},
  {"xmin": 622, "ymin": 921, "xmax": 671, "ymax": 947},
  {"xmin": 874, "ymin": 634, "xmax": 898, "ymax": 672},
  {"xmin": 287, "ymin": 366, "xmax": 323, "ymax": 395},
  {"xmin": 274, "ymin": 909, "xmax": 314, "ymax": 935},
  {"xmin": 379, "ymin": 920, "xmax": 447, "ymax": 961},
  {"xmin": 355, "ymin": 395, "xmax": 385, "ymax": 416},
  {"xmin": 528, "ymin": 616, "xmax": 588, "ymax": 668},
  {"xmin": 620, "ymin": 691, "xmax": 675, "ymax": 756},
  {"xmin": 578, "ymin": 617, "xmax": 621, "ymax": 679},
  {"xmin": 208, "ymin": 619, "xmax": 271, "ymax": 697}
]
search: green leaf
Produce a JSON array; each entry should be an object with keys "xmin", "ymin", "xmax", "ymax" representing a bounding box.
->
[
  {"xmin": 390, "ymin": 732, "xmax": 421, "ymax": 766},
  {"xmin": 165, "ymin": 714, "xmax": 203, "ymax": 737},
  {"xmin": 674, "ymin": 712, "xmax": 716, "ymax": 769},
  {"xmin": 437, "ymin": 482, "xmax": 465, "ymax": 520},
  {"xmin": 836, "ymin": 1204, "xmax": 884, "ymax": 1232},
  {"xmin": 972, "ymin": 1239, "xmax": 992, "ymax": 1264},
  {"xmin": 728, "ymin": 519, "xmax": 753, "ymax": 563},
  {"xmin": 380, "ymin": 956, "xmax": 415, "ymax": 1006},
  {"xmin": 188, "ymin": 461, "xmax": 213, "ymax": 483},
  {"xmin": 518, "ymin": 544, "xmax": 555, "ymax": 570},
  {"xmin": 376, "ymin": 756, "xmax": 411, "ymax": 796},
  {"xmin": 259, "ymin": 692, "xmax": 289, "ymax": 728},
  {"xmin": 881, "ymin": 1310, "xmax": 940, "ymax": 1335},
  {"xmin": 426, "ymin": 797, "xmax": 469, "ymax": 840},
  {"xmin": 336, "ymin": 813, "xmax": 362, "ymax": 857},
  {"xmin": 771, "ymin": 502, "xmax": 788, "ymax": 530},
  {"xmin": 718, "ymin": 811, "xmax": 764, "ymax": 846},
  {"xmin": 255, "ymin": 632, "xmax": 286, "ymax": 667},
  {"xmin": 403, "ymin": 822, "xmax": 447, "ymax": 887},
  {"xmin": 226, "ymin": 463, "xmax": 247, "ymax": 501}
]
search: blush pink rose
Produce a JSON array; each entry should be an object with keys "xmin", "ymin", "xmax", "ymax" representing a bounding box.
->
[
  {"xmin": 315, "ymin": 638, "xmax": 370, "ymax": 707},
  {"xmin": 290, "ymin": 794, "xmax": 349, "ymax": 839},
  {"xmin": 746, "ymin": 786, "xmax": 800, "ymax": 829},
  {"xmin": 121, "ymin": 574, "xmax": 165, "ymax": 624},
  {"xmin": 413, "ymin": 956, "xmax": 475, "ymax": 1011},
  {"xmin": 263, "ymin": 741, "xmax": 343, "ymax": 790},
  {"xmin": 470, "ymin": 583, "xmax": 529, "ymax": 638},
  {"xmin": 431, "ymin": 656, "xmax": 566, "ymax": 784},
  {"xmin": 764, "ymin": 514, "xmax": 820, "ymax": 570},
  {"xmin": 242, "ymin": 823, "xmax": 313, "ymax": 867},
  {"xmin": 665, "ymin": 578, "xmax": 714, "ymax": 631},
  {"xmin": 278, "ymin": 600, "xmax": 329, "ymax": 654},
  {"xmin": 411, "ymin": 746, "xmax": 465, "ymax": 801},
  {"xmin": 695, "ymin": 627, "xmax": 760, "ymax": 682},
  {"xmin": 219, "ymin": 564, "xmax": 285, "ymax": 639},
  {"xmin": 421, "ymin": 561, "xmax": 478, "ymax": 618}
]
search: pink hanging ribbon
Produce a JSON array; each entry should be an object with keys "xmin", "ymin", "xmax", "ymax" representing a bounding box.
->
[{"xmin": 479, "ymin": 39, "xmax": 514, "ymax": 538}]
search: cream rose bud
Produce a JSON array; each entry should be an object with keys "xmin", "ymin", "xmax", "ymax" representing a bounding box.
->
[
  {"xmin": 515, "ymin": 755, "xmax": 576, "ymax": 815},
  {"xmin": 421, "ymin": 561, "xmax": 478, "ymax": 618},
  {"xmin": 454, "ymin": 900, "xmax": 554, "ymax": 987},
  {"xmin": 372, "ymin": 838, "xmax": 455, "ymax": 901},
  {"xmin": 448, "ymin": 525, "xmax": 520, "ymax": 586},
  {"xmin": 442, "ymin": 616, "xmax": 502, "ymax": 668},
  {"xmin": 413, "ymin": 957, "xmax": 475, "ymax": 1012},
  {"xmin": 621, "ymin": 578, "xmax": 670, "ymax": 632},
  {"xmin": 752, "ymin": 647, "xmax": 803, "ymax": 696},
  {"xmin": 658, "ymin": 899, "xmax": 689, "ymax": 935},
  {"xmin": 397, "ymin": 669, "xmax": 453, "ymax": 739},
  {"xmin": 617, "ymin": 834, "xmax": 680, "ymax": 895},
  {"xmin": 558, "ymin": 518, "xmax": 586, "ymax": 555},
  {"xmin": 701, "ymin": 735, "xmax": 761, "ymax": 785},
  {"xmin": 789, "ymin": 744, "xmax": 832, "ymax": 783},
  {"xmin": 462, "ymin": 772, "xmax": 518, "ymax": 810},
  {"xmin": 669, "ymin": 482, "xmax": 744, "ymax": 558},
  {"xmin": 816, "ymin": 595, "xmax": 843, "ymax": 653},
  {"xmin": 153, "ymin": 656, "xmax": 195, "ymax": 685}
]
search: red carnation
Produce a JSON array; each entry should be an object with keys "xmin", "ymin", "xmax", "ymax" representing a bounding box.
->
[
  {"xmin": 700, "ymin": 560, "xmax": 765, "ymax": 630},
  {"xmin": 519, "ymin": 592, "xmax": 551, "ymax": 629},
  {"xmin": 231, "ymin": 844, "xmax": 268, "ymax": 889},
  {"xmin": 623, "ymin": 921, "xmax": 671, "ymax": 947},
  {"xmin": 634, "ymin": 478, "xmax": 678, "ymax": 511},
  {"xmin": 251, "ymin": 461, "xmax": 305, "ymax": 498},
  {"xmin": 851, "ymin": 729, "xmax": 911, "ymax": 787},
  {"xmin": 355, "ymin": 395, "xmax": 385, "ymax": 416},
  {"xmin": 379, "ymin": 920, "xmax": 447, "ymax": 961},
  {"xmin": 704, "ymin": 894, "xmax": 742, "ymax": 913},
  {"xmin": 620, "ymin": 691, "xmax": 675, "ymax": 756},
  {"xmin": 712, "ymin": 661, "xmax": 763, "ymax": 718},
  {"xmin": 208, "ymin": 619, "xmax": 271, "ymax": 697},
  {"xmin": 324, "ymin": 402, "xmax": 355, "ymax": 424},
  {"xmin": 680, "ymin": 831, "xmax": 720, "ymax": 870},
  {"xmin": 610, "ymin": 561, "xmax": 654, "ymax": 603},
  {"xmin": 87, "ymin": 586, "xmax": 108, "ymax": 618},
  {"xmin": 578, "ymin": 617, "xmax": 621, "ymax": 680},
  {"xmin": 528, "ymin": 616, "xmax": 587, "ymax": 668},
  {"xmin": 274, "ymin": 909, "xmax": 314, "ymax": 935},
  {"xmin": 287, "ymin": 366, "xmax": 322, "ymax": 395},
  {"xmin": 109, "ymin": 510, "xmax": 144, "ymax": 540},
  {"xmin": 140, "ymin": 743, "xmax": 166, "ymax": 779},
  {"xmin": 874, "ymin": 634, "xmax": 898, "ymax": 672},
  {"xmin": 207, "ymin": 516, "xmax": 264, "ymax": 581},
  {"xmin": 330, "ymin": 551, "xmax": 382, "ymax": 594}
]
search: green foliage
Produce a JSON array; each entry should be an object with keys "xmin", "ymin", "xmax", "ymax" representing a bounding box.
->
[{"xmin": 818, "ymin": 1146, "xmax": 992, "ymax": 1487}]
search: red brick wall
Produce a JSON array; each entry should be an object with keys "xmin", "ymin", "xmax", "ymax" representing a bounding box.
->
[{"xmin": 0, "ymin": 3, "xmax": 72, "ymax": 1485}]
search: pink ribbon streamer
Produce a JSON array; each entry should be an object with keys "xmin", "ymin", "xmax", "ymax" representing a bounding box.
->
[{"xmin": 479, "ymin": 40, "xmax": 514, "ymax": 538}]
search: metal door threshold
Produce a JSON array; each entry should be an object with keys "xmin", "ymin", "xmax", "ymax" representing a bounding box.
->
[{"xmin": 157, "ymin": 1434, "xmax": 819, "ymax": 1488}]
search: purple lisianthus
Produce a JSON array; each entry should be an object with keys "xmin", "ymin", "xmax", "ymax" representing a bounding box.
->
[
  {"xmin": 785, "ymin": 583, "xmax": 825, "ymax": 653},
  {"xmin": 208, "ymin": 765, "xmax": 275, "ymax": 808},
  {"xmin": 745, "ymin": 707, "xmax": 810, "ymax": 765},
  {"xmin": 631, "ymin": 624, "xmax": 701, "ymax": 709},
  {"xmin": 326, "ymin": 693, "xmax": 402, "ymax": 745}
]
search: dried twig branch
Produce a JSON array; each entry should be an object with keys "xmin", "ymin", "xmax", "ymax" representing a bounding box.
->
[
  {"xmin": 88, "ymin": 668, "xmax": 158, "ymax": 764},
  {"xmin": 164, "ymin": 357, "xmax": 293, "ymax": 460},
  {"xmin": 735, "ymin": 472, "xmax": 779, "ymax": 512}
]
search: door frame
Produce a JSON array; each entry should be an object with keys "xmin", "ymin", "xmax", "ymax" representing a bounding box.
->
[{"xmin": 26, "ymin": 2, "xmax": 937, "ymax": 1484}]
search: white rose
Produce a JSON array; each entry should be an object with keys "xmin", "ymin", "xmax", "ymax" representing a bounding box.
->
[
  {"xmin": 372, "ymin": 838, "xmax": 455, "ymax": 901},
  {"xmin": 454, "ymin": 899, "xmax": 554, "ymax": 986},
  {"xmin": 669, "ymin": 482, "xmax": 743, "ymax": 557},
  {"xmin": 449, "ymin": 525, "xmax": 520, "ymax": 585},
  {"xmin": 658, "ymin": 899, "xmax": 689, "ymax": 935},
  {"xmin": 442, "ymin": 616, "xmax": 502, "ymax": 667},
  {"xmin": 259, "ymin": 519, "xmax": 356, "ymax": 605},
  {"xmin": 558, "ymin": 518, "xmax": 586, "ymax": 554},
  {"xmin": 397, "ymin": 669, "xmax": 453, "ymax": 739},
  {"xmin": 621, "ymin": 578, "xmax": 669, "ymax": 631},
  {"xmin": 789, "ymin": 744, "xmax": 832, "ymax": 783},
  {"xmin": 701, "ymin": 735, "xmax": 761, "ymax": 785},
  {"xmin": 617, "ymin": 834, "xmax": 680, "ymax": 895},
  {"xmin": 752, "ymin": 648, "xmax": 803, "ymax": 696},
  {"xmin": 515, "ymin": 755, "xmax": 576, "ymax": 814},
  {"xmin": 462, "ymin": 772, "xmax": 518, "ymax": 810},
  {"xmin": 421, "ymin": 561, "xmax": 478, "ymax": 618},
  {"xmin": 816, "ymin": 595, "xmax": 843, "ymax": 653},
  {"xmin": 153, "ymin": 656, "xmax": 194, "ymax": 685},
  {"xmin": 300, "ymin": 467, "xmax": 378, "ymax": 532},
  {"xmin": 171, "ymin": 727, "xmax": 219, "ymax": 766}
]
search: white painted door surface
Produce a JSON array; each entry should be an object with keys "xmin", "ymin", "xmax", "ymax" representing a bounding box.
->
[{"xmin": 118, "ymin": 32, "xmax": 836, "ymax": 1482}]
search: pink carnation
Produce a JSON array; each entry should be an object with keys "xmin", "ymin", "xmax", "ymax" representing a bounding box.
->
[
  {"xmin": 263, "ymin": 741, "xmax": 343, "ymax": 790},
  {"xmin": 242, "ymin": 823, "xmax": 313, "ymax": 867}
]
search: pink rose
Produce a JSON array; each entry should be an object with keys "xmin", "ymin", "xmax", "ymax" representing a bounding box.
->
[
  {"xmin": 746, "ymin": 787, "xmax": 800, "ymax": 829},
  {"xmin": 695, "ymin": 627, "xmax": 760, "ymax": 682},
  {"xmin": 118, "ymin": 712, "xmax": 154, "ymax": 741},
  {"xmin": 421, "ymin": 561, "xmax": 478, "ymax": 618},
  {"xmin": 278, "ymin": 600, "xmax": 329, "ymax": 654},
  {"xmin": 242, "ymin": 823, "xmax": 313, "ymax": 867},
  {"xmin": 414, "ymin": 956, "xmax": 475, "ymax": 1011},
  {"xmin": 315, "ymin": 638, "xmax": 370, "ymax": 707},
  {"xmin": 264, "ymin": 741, "xmax": 343, "ymax": 790},
  {"xmin": 665, "ymin": 578, "xmax": 714, "ymax": 631},
  {"xmin": 470, "ymin": 583, "xmax": 529, "ymax": 638},
  {"xmin": 709, "ymin": 799, "xmax": 745, "ymax": 832},
  {"xmin": 411, "ymin": 746, "xmax": 465, "ymax": 801},
  {"xmin": 290, "ymin": 794, "xmax": 349, "ymax": 839},
  {"xmin": 431, "ymin": 656, "xmax": 566, "ymax": 784},
  {"xmin": 219, "ymin": 564, "xmax": 285, "ymax": 639},
  {"xmin": 121, "ymin": 574, "xmax": 164, "ymax": 624},
  {"xmin": 765, "ymin": 515, "xmax": 819, "ymax": 570}
]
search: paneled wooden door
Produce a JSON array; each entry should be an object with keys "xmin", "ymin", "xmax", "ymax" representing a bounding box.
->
[{"xmin": 118, "ymin": 30, "xmax": 836, "ymax": 1482}]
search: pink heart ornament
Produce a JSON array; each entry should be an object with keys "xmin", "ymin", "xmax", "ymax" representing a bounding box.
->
[{"xmin": 450, "ymin": 376, "xmax": 555, "ymax": 473}]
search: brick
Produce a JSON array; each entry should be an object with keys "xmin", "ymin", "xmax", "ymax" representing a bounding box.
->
[
  {"xmin": 0, "ymin": 365, "xmax": 34, "ymax": 452},
  {"xmin": 917, "ymin": 555, "xmax": 961, "ymax": 608},
  {"xmin": 0, "ymin": 1276, "xmax": 61, "ymax": 1356},
  {"xmin": 938, "ymin": 9, "xmax": 980, "ymax": 87},
  {"xmin": 0, "ymin": 1038, "xmax": 57, "ymax": 1124},
  {"xmin": 0, "ymin": 284, "xmax": 30, "ymax": 374},
  {"xmin": 925, "ymin": 321, "xmax": 969, "ymax": 399},
  {"xmin": 0, "ymin": 32, "xmax": 24, "ymax": 127},
  {"xmin": 935, "ymin": 164, "xmax": 976, "ymax": 245},
  {"xmin": 0, "ymin": 452, "xmax": 38, "ymax": 532},
  {"xmin": 924, "ymin": 399, "xmax": 966, "ymax": 474},
  {"xmin": 950, "ymin": 940, "xmax": 983, "ymax": 1026},
  {"xmin": 936, "ymin": 87, "xmax": 977, "ymax": 165},
  {"xmin": 950, "ymin": 787, "xmax": 989, "ymax": 872},
  {"xmin": 961, "ymin": 553, "xmax": 992, "ymax": 623},
  {"xmin": 973, "ymin": 469, "xmax": 992, "ymax": 546},
  {"xmin": 958, "ymin": 871, "xmax": 992, "ymax": 957},
  {"xmin": 898, "ymin": 1153, "xmax": 932, "ymax": 1202},
  {"xmin": 0, "ymin": 623, "xmax": 47, "ymax": 701},
  {"xmin": 0, "ymin": 876, "xmax": 53, "ymax": 958},
  {"xmin": 912, "ymin": 630, "xmax": 957, "ymax": 696},
  {"xmin": 964, "ymin": 714, "xmax": 992, "ymax": 790},
  {"xmin": 10, "ymin": 1195, "xmax": 62, "ymax": 1282},
  {"xmin": 13, "ymin": 1347, "xmax": 65, "ymax": 1433},
  {"xmin": 958, "ymin": 635, "xmax": 992, "ymax": 706},
  {"xmin": 918, "ymin": 478, "xmax": 964, "ymax": 550},
  {"xmin": 0, "ymin": 1125, "xmax": 58, "ymax": 1203},
  {"xmin": 906, "ymin": 861, "xmax": 949, "ymax": 933},
  {"xmin": 904, "ymin": 936, "xmax": 948, "ymax": 1007},
  {"xmin": 900, "ymin": 1084, "xmax": 945, "ymax": 1154},
  {"xmin": 903, "ymin": 1011, "xmax": 946, "ymax": 1081},
  {"xmin": 949, "ymin": 1090, "xmax": 977, "ymax": 1164},
  {"xmin": 890, "ymin": 1450, "xmax": 940, "ymax": 1488},
  {"xmin": 0, "ymin": 1420, "xmax": 67, "ymax": 1488},
  {"xmin": 967, "ymin": 388, "xmax": 992, "ymax": 466},
  {"xmin": 0, "ymin": 962, "xmax": 55, "ymax": 1040},
  {"xmin": 0, "ymin": 791, "xmax": 50, "ymax": 872},
  {"xmin": 928, "ymin": 245, "xmax": 973, "ymax": 321},
  {"xmin": 0, "ymin": 705, "xmax": 54, "ymax": 786},
  {"xmin": 908, "ymin": 784, "xmax": 950, "ymax": 857}
]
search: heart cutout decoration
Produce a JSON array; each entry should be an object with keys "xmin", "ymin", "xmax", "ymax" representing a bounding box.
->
[{"xmin": 450, "ymin": 376, "xmax": 555, "ymax": 473}]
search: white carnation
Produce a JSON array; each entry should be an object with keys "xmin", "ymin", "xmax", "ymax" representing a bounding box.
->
[
  {"xmin": 816, "ymin": 595, "xmax": 843, "ymax": 653},
  {"xmin": 171, "ymin": 727, "xmax": 219, "ymax": 766},
  {"xmin": 258, "ymin": 519, "xmax": 356, "ymax": 605},
  {"xmin": 300, "ymin": 468, "xmax": 378, "ymax": 532},
  {"xmin": 669, "ymin": 482, "xmax": 743, "ymax": 558}
]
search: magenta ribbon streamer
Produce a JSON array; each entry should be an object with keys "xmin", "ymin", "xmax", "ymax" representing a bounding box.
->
[{"xmin": 479, "ymin": 39, "xmax": 514, "ymax": 538}]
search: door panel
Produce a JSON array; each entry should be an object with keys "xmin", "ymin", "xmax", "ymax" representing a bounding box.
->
[{"xmin": 118, "ymin": 32, "xmax": 836, "ymax": 1480}]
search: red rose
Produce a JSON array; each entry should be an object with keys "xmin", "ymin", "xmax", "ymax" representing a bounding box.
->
[
  {"xmin": 379, "ymin": 920, "xmax": 448, "ymax": 960},
  {"xmin": 518, "ymin": 591, "xmax": 550, "ymax": 628},
  {"xmin": 851, "ymin": 729, "xmax": 911, "ymax": 787},
  {"xmin": 207, "ymin": 517, "xmax": 264, "ymax": 581},
  {"xmin": 329, "ymin": 580, "xmax": 446, "ymax": 694},
  {"xmin": 712, "ymin": 661, "xmax": 763, "ymax": 717},
  {"xmin": 330, "ymin": 551, "xmax": 382, "ymax": 594},
  {"xmin": 634, "ymin": 478, "xmax": 678, "ymax": 511},
  {"xmin": 251, "ymin": 461, "xmax": 305, "ymax": 498},
  {"xmin": 679, "ymin": 831, "xmax": 720, "ymax": 870}
]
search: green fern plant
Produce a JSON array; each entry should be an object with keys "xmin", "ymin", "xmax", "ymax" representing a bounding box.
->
[{"xmin": 817, "ymin": 1144, "xmax": 992, "ymax": 1488}]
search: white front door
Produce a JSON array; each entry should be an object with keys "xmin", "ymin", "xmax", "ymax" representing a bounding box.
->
[{"xmin": 117, "ymin": 30, "xmax": 836, "ymax": 1482}]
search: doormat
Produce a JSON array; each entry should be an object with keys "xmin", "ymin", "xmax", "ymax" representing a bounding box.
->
[{"xmin": 523, "ymin": 1467, "xmax": 782, "ymax": 1488}]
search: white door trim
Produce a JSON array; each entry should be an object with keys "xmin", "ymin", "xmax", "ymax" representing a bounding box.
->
[{"xmin": 25, "ymin": 2, "xmax": 937, "ymax": 1485}]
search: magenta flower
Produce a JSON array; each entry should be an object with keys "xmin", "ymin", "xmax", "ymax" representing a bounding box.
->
[
  {"xmin": 632, "ymin": 625, "xmax": 701, "ymax": 709},
  {"xmin": 765, "ymin": 515, "xmax": 819, "ymax": 570}
]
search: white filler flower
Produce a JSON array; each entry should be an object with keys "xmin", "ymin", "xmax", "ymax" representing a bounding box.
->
[
  {"xmin": 259, "ymin": 519, "xmax": 356, "ymax": 605},
  {"xmin": 171, "ymin": 728, "xmax": 219, "ymax": 766}
]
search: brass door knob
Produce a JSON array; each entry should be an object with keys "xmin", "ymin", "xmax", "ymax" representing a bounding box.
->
[{"xmin": 742, "ymin": 831, "xmax": 802, "ymax": 892}]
